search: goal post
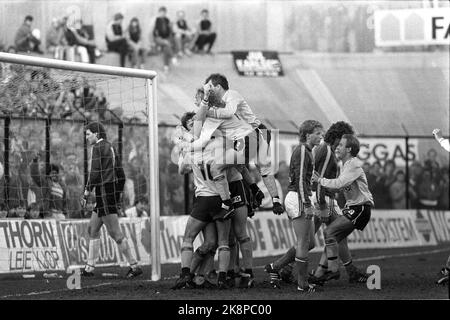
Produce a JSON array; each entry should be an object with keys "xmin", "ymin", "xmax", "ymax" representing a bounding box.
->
[{"xmin": 0, "ymin": 52, "xmax": 161, "ymax": 281}]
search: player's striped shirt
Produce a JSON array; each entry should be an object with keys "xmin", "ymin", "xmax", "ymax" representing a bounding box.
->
[
  {"xmin": 207, "ymin": 89, "xmax": 261, "ymax": 129},
  {"xmin": 313, "ymin": 142, "xmax": 338, "ymax": 205},
  {"xmin": 287, "ymin": 143, "xmax": 314, "ymax": 209},
  {"xmin": 318, "ymin": 157, "xmax": 374, "ymax": 207}
]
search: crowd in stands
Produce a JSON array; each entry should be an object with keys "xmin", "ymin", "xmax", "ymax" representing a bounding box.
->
[
  {"xmin": 362, "ymin": 150, "xmax": 449, "ymax": 211},
  {"xmin": 0, "ymin": 7, "xmax": 217, "ymax": 72},
  {"xmin": 0, "ymin": 63, "xmax": 110, "ymax": 121}
]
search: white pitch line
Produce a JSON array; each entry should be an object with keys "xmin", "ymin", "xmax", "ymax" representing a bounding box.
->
[
  {"xmin": 0, "ymin": 282, "xmax": 113, "ymax": 299},
  {"xmin": 252, "ymin": 247, "xmax": 450, "ymax": 269},
  {"xmin": 2, "ymin": 247, "xmax": 448, "ymax": 298}
]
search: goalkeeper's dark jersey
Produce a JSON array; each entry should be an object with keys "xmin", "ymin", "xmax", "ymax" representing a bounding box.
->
[
  {"xmin": 313, "ymin": 142, "xmax": 339, "ymax": 205},
  {"xmin": 287, "ymin": 143, "xmax": 313, "ymax": 208}
]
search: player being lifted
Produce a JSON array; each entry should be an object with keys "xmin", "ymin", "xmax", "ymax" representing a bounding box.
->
[
  {"xmin": 81, "ymin": 122, "xmax": 142, "ymax": 278},
  {"xmin": 173, "ymin": 109, "xmax": 255, "ymax": 289},
  {"xmin": 311, "ymin": 134, "xmax": 374, "ymax": 281},
  {"xmin": 266, "ymin": 122, "xmax": 369, "ymax": 286},
  {"xmin": 184, "ymin": 74, "xmax": 284, "ymax": 218}
]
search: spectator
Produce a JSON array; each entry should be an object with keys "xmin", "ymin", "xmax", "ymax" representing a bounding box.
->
[
  {"xmin": 362, "ymin": 161, "xmax": 370, "ymax": 176},
  {"xmin": 105, "ymin": 13, "xmax": 129, "ymax": 67},
  {"xmin": 383, "ymin": 159, "xmax": 396, "ymax": 207},
  {"xmin": 418, "ymin": 169, "xmax": 440, "ymax": 210},
  {"xmin": 64, "ymin": 156, "xmax": 83, "ymax": 218},
  {"xmin": 368, "ymin": 161, "xmax": 389, "ymax": 209},
  {"xmin": 25, "ymin": 202, "xmax": 41, "ymax": 219},
  {"xmin": 409, "ymin": 160, "xmax": 423, "ymax": 208},
  {"xmin": 125, "ymin": 196, "xmax": 149, "ymax": 218},
  {"xmin": 30, "ymin": 154, "xmax": 67, "ymax": 219},
  {"xmin": 173, "ymin": 10, "xmax": 195, "ymax": 57},
  {"xmin": 438, "ymin": 168, "xmax": 449, "ymax": 210},
  {"xmin": 126, "ymin": 17, "xmax": 146, "ymax": 69},
  {"xmin": 6, "ymin": 154, "xmax": 28, "ymax": 218},
  {"xmin": 46, "ymin": 17, "xmax": 67, "ymax": 59},
  {"xmin": 65, "ymin": 19, "xmax": 97, "ymax": 63},
  {"xmin": 389, "ymin": 170, "xmax": 407, "ymax": 209},
  {"xmin": 424, "ymin": 148, "xmax": 440, "ymax": 173},
  {"xmin": 14, "ymin": 15, "xmax": 43, "ymax": 54},
  {"xmin": 193, "ymin": 9, "xmax": 217, "ymax": 54},
  {"xmin": 152, "ymin": 6, "xmax": 178, "ymax": 72}
]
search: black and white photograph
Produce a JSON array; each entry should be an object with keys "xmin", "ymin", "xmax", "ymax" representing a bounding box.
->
[{"xmin": 0, "ymin": 0, "xmax": 449, "ymax": 310}]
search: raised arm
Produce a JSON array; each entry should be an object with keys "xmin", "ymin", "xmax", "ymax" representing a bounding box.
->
[{"xmin": 432, "ymin": 128, "xmax": 450, "ymax": 152}]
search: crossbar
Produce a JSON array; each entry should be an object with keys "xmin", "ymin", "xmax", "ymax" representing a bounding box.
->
[{"xmin": 0, "ymin": 52, "xmax": 157, "ymax": 79}]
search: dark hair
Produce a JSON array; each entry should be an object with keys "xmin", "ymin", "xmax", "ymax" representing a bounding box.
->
[
  {"xmin": 114, "ymin": 13, "xmax": 124, "ymax": 20},
  {"xmin": 298, "ymin": 120, "xmax": 323, "ymax": 143},
  {"xmin": 135, "ymin": 195, "xmax": 148, "ymax": 206},
  {"xmin": 25, "ymin": 15, "xmax": 33, "ymax": 22},
  {"xmin": 324, "ymin": 121, "xmax": 354, "ymax": 145},
  {"xmin": 159, "ymin": 6, "xmax": 167, "ymax": 12},
  {"xmin": 201, "ymin": 9, "xmax": 209, "ymax": 14},
  {"xmin": 341, "ymin": 134, "xmax": 360, "ymax": 157},
  {"xmin": 85, "ymin": 122, "xmax": 107, "ymax": 139},
  {"xmin": 46, "ymin": 163, "xmax": 59, "ymax": 175},
  {"xmin": 204, "ymin": 73, "xmax": 229, "ymax": 90},
  {"xmin": 181, "ymin": 112, "xmax": 196, "ymax": 130}
]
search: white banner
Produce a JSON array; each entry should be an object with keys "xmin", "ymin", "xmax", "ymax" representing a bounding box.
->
[
  {"xmin": 0, "ymin": 219, "xmax": 65, "ymax": 273},
  {"xmin": 374, "ymin": 8, "xmax": 450, "ymax": 46},
  {"xmin": 0, "ymin": 210, "xmax": 446, "ymax": 273}
]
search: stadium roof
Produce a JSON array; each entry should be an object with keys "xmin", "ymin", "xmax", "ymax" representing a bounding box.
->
[{"xmin": 157, "ymin": 52, "xmax": 449, "ymax": 136}]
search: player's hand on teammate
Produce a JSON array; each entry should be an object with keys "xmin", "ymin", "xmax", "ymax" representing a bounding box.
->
[
  {"xmin": 432, "ymin": 128, "xmax": 443, "ymax": 141},
  {"xmin": 311, "ymin": 170, "xmax": 320, "ymax": 183},
  {"xmin": 202, "ymin": 83, "xmax": 213, "ymax": 100}
]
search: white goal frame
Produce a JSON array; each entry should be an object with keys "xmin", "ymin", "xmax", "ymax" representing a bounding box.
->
[{"xmin": 0, "ymin": 52, "xmax": 161, "ymax": 281}]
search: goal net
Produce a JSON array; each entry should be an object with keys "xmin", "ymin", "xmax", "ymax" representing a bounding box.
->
[{"xmin": 0, "ymin": 52, "xmax": 160, "ymax": 281}]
